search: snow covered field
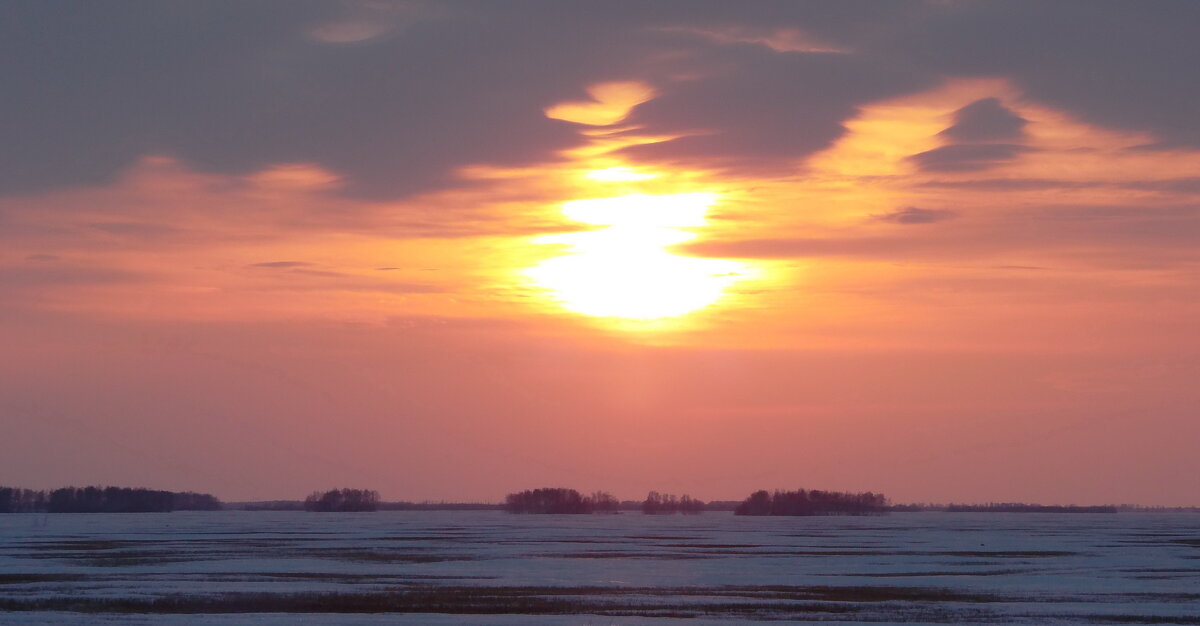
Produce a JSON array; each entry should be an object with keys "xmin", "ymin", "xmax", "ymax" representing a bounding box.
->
[{"xmin": 1, "ymin": 511, "xmax": 1198, "ymax": 623}]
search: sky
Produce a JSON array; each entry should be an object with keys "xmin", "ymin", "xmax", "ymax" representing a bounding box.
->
[{"xmin": 2, "ymin": 0, "xmax": 1199, "ymax": 505}]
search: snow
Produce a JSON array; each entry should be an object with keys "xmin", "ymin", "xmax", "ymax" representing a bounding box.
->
[{"xmin": 1, "ymin": 510, "xmax": 1198, "ymax": 623}]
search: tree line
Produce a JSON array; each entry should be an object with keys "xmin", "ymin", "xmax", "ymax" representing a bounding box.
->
[
  {"xmin": 303, "ymin": 488, "xmax": 380, "ymax": 512},
  {"xmin": 641, "ymin": 491, "xmax": 705, "ymax": 514},
  {"xmin": 889, "ymin": 502, "xmax": 1122, "ymax": 513},
  {"xmin": 503, "ymin": 488, "xmax": 709, "ymax": 514},
  {"xmin": 734, "ymin": 489, "xmax": 888, "ymax": 516},
  {"xmin": 944, "ymin": 503, "xmax": 1118, "ymax": 513},
  {"xmin": 503, "ymin": 487, "xmax": 893, "ymax": 516},
  {"xmin": 0, "ymin": 486, "xmax": 221, "ymax": 513},
  {"xmin": 504, "ymin": 488, "xmax": 614, "ymax": 514}
]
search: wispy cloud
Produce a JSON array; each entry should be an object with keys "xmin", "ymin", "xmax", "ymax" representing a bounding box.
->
[{"xmin": 874, "ymin": 207, "xmax": 957, "ymax": 225}]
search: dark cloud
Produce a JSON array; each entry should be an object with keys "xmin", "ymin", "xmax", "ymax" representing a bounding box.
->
[
  {"xmin": 0, "ymin": 2, "xmax": 632, "ymax": 198},
  {"xmin": 0, "ymin": 1, "xmax": 938, "ymax": 197},
  {"xmin": 619, "ymin": 39, "xmax": 934, "ymax": 173},
  {"xmin": 875, "ymin": 207, "xmax": 957, "ymax": 225},
  {"xmin": 940, "ymin": 98, "xmax": 1027, "ymax": 143},
  {"xmin": 909, "ymin": 144, "xmax": 1032, "ymax": 172},
  {"xmin": 2, "ymin": 1, "xmax": 1197, "ymax": 200},
  {"xmin": 876, "ymin": 0, "xmax": 1200, "ymax": 148},
  {"xmin": 916, "ymin": 98, "xmax": 1031, "ymax": 173}
]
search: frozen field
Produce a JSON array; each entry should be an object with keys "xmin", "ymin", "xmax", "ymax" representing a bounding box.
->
[{"xmin": 1, "ymin": 510, "xmax": 1198, "ymax": 624}]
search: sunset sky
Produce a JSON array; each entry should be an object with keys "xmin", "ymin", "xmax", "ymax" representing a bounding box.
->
[{"xmin": 3, "ymin": 1, "xmax": 1199, "ymax": 505}]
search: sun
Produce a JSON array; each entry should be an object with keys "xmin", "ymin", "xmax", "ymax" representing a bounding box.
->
[{"xmin": 525, "ymin": 192, "xmax": 752, "ymax": 320}]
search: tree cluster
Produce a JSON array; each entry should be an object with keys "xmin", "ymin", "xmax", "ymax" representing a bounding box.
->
[
  {"xmin": 945, "ymin": 503, "xmax": 1117, "ymax": 513},
  {"xmin": 503, "ymin": 488, "xmax": 618, "ymax": 514},
  {"xmin": 0, "ymin": 486, "xmax": 222, "ymax": 513},
  {"xmin": 171, "ymin": 491, "xmax": 222, "ymax": 510},
  {"xmin": 589, "ymin": 491, "xmax": 619, "ymax": 513},
  {"xmin": 641, "ymin": 491, "xmax": 705, "ymax": 515},
  {"xmin": 303, "ymin": 488, "xmax": 380, "ymax": 512},
  {"xmin": 734, "ymin": 489, "xmax": 888, "ymax": 516},
  {"xmin": 0, "ymin": 487, "xmax": 45, "ymax": 513}
]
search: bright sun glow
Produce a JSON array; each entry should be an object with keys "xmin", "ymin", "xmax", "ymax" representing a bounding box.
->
[
  {"xmin": 526, "ymin": 192, "xmax": 752, "ymax": 320},
  {"xmin": 584, "ymin": 167, "xmax": 660, "ymax": 182}
]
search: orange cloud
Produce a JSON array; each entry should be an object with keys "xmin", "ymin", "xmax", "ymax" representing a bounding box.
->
[{"xmin": 544, "ymin": 81, "xmax": 656, "ymax": 126}]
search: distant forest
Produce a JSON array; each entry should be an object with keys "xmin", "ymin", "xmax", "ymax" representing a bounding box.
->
[
  {"xmin": 235, "ymin": 500, "xmax": 505, "ymax": 512},
  {"xmin": 0, "ymin": 486, "xmax": 220, "ymax": 513},
  {"xmin": 503, "ymin": 487, "xmax": 890, "ymax": 516},
  {"xmin": 303, "ymin": 488, "xmax": 380, "ymax": 512},
  {"xmin": 734, "ymin": 489, "xmax": 889, "ymax": 516},
  {"xmin": 504, "ymin": 488, "xmax": 618, "ymax": 514},
  {"xmin": 641, "ymin": 491, "xmax": 705, "ymax": 514},
  {"xmin": 892, "ymin": 502, "xmax": 1120, "ymax": 513},
  {"xmin": 503, "ymin": 488, "xmax": 718, "ymax": 515},
  {"xmin": 4, "ymin": 484, "xmax": 1180, "ymax": 514}
]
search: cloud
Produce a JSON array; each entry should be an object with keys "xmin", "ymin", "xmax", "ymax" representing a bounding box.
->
[
  {"xmin": 0, "ymin": 3, "xmax": 615, "ymax": 198},
  {"xmin": 619, "ymin": 43, "xmax": 934, "ymax": 173},
  {"xmin": 0, "ymin": 2, "xmax": 946, "ymax": 196},
  {"xmin": 909, "ymin": 143, "xmax": 1032, "ymax": 172},
  {"xmin": 254, "ymin": 271, "xmax": 444, "ymax": 295},
  {"xmin": 879, "ymin": 1, "xmax": 1200, "ymax": 149},
  {"xmin": 1124, "ymin": 177, "xmax": 1200, "ymax": 194},
  {"xmin": 4, "ymin": 2, "xmax": 1198, "ymax": 201},
  {"xmin": 307, "ymin": 0, "xmax": 441, "ymax": 45},
  {"xmin": 686, "ymin": 236, "xmax": 927, "ymax": 260},
  {"xmin": 917, "ymin": 179, "xmax": 1100, "ymax": 192},
  {"xmin": 940, "ymin": 98, "xmax": 1027, "ymax": 142},
  {"xmin": 691, "ymin": 201, "xmax": 1200, "ymax": 266},
  {"xmin": 875, "ymin": 207, "xmax": 957, "ymax": 225},
  {"xmin": 544, "ymin": 82, "xmax": 655, "ymax": 126},
  {"xmin": 662, "ymin": 25, "xmax": 848, "ymax": 54},
  {"xmin": 243, "ymin": 260, "xmax": 442, "ymax": 294}
]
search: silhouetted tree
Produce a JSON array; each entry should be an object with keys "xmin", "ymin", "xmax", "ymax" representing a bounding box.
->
[
  {"xmin": 0, "ymin": 486, "xmax": 220, "ymax": 513},
  {"xmin": 590, "ymin": 491, "xmax": 619, "ymax": 513},
  {"xmin": 735, "ymin": 490, "xmax": 773, "ymax": 516},
  {"xmin": 173, "ymin": 491, "xmax": 222, "ymax": 511},
  {"xmin": 0, "ymin": 487, "xmax": 47, "ymax": 513},
  {"xmin": 504, "ymin": 488, "xmax": 595, "ymax": 514},
  {"xmin": 735, "ymin": 488, "xmax": 887, "ymax": 516},
  {"xmin": 945, "ymin": 502, "xmax": 1117, "ymax": 513},
  {"xmin": 304, "ymin": 488, "xmax": 380, "ymax": 512},
  {"xmin": 679, "ymin": 494, "xmax": 705, "ymax": 514},
  {"xmin": 642, "ymin": 491, "xmax": 706, "ymax": 514}
]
